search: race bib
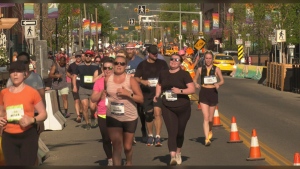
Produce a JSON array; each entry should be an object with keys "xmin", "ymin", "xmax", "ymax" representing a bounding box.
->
[
  {"xmin": 148, "ymin": 78, "xmax": 158, "ymax": 87},
  {"xmin": 76, "ymin": 76, "xmax": 80, "ymax": 80},
  {"xmin": 6, "ymin": 104, "xmax": 25, "ymax": 122},
  {"xmin": 84, "ymin": 76, "xmax": 93, "ymax": 83},
  {"xmin": 110, "ymin": 102, "xmax": 125, "ymax": 115},
  {"xmin": 165, "ymin": 90, "xmax": 177, "ymax": 101},
  {"xmin": 204, "ymin": 76, "xmax": 217, "ymax": 85}
]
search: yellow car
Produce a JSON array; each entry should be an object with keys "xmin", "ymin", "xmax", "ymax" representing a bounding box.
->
[{"xmin": 213, "ymin": 54, "xmax": 236, "ymax": 74}]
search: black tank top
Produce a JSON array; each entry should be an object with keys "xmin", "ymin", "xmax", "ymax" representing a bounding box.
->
[{"xmin": 200, "ymin": 65, "xmax": 216, "ymax": 85}]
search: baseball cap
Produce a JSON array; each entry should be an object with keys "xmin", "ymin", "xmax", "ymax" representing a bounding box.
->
[
  {"xmin": 75, "ymin": 51, "xmax": 82, "ymax": 57},
  {"xmin": 84, "ymin": 50, "xmax": 94, "ymax": 55},
  {"xmin": 178, "ymin": 50, "xmax": 186, "ymax": 56},
  {"xmin": 147, "ymin": 45, "xmax": 158, "ymax": 55}
]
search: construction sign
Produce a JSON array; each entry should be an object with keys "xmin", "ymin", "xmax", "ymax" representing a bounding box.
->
[
  {"xmin": 194, "ymin": 38, "xmax": 206, "ymax": 51},
  {"xmin": 238, "ymin": 45, "xmax": 244, "ymax": 60}
]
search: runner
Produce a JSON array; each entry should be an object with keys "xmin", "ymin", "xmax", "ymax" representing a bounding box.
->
[
  {"xmin": 134, "ymin": 44, "xmax": 169, "ymax": 147},
  {"xmin": 72, "ymin": 50, "xmax": 99, "ymax": 130}
]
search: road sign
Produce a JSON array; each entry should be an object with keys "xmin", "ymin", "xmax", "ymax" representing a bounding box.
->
[
  {"xmin": 276, "ymin": 29, "xmax": 286, "ymax": 42},
  {"xmin": 214, "ymin": 40, "xmax": 219, "ymax": 45},
  {"xmin": 129, "ymin": 18, "xmax": 135, "ymax": 26},
  {"xmin": 138, "ymin": 5, "xmax": 146, "ymax": 14},
  {"xmin": 245, "ymin": 41, "xmax": 251, "ymax": 48},
  {"xmin": 238, "ymin": 45, "xmax": 244, "ymax": 60},
  {"xmin": 236, "ymin": 39, "xmax": 243, "ymax": 45},
  {"xmin": 25, "ymin": 26, "xmax": 36, "ymax": 39},
  {"xmin": 194, "ymin": 38, "xmax": 206, "ymax": 50},
  {"xmin": 178, "ymin": 35, "xmax": 182, "ymax": 40},
  {"xmin": 21, "ymin": 20, "xmax": 37, "ymax": 26}
]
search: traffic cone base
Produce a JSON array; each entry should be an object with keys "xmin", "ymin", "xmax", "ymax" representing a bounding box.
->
[
  {"xmin": 247, "ymin": 129, "xmax": 265, "ymax": 161},
  {"xmin": 294, "ymin": 153, "xmax": 300, "ymax": 166},
  {"xmin": 213, "ymin": 106, "xmax": 223, "ymax": 127},
  {"xmin": 227, "ymin": 116, "xmax": 242, "ymax": 143}
]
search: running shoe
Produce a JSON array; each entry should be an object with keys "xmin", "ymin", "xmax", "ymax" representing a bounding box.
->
[
  {"xmin": 64, "ymin": 113, "xmax": 70, "ymax": 118},
  {"xmin": 205, "ymin": 139, "xmax": 211, "ymax": 146},
  {"xmin": 146, "ymin": 136, "xmax": 154, "ymax": 146},
  {"xmin": 170, "ymin": 156, "xmax": 177, "ymax": 166},
  {"xmin": 176, "ymin": 153, "xmax": 182, "ymax": 165},
  {"xmin": 208, "ymin": 131, "xmax": 213, "ymax": 140},
  {"xmin": 107, "ymin": 159, "xmax": 113, "ymax": 166},
  {"xmin": 90, "ymin": 118, "xmax": 98, "ymax": 128},
  {"xmin": 82, "ymin": 123, "xmax": 91, "ymax": 130},
  {"xmin": 75, "ymin": 115, "xmax": 82, "ymax": 123},
  {"xmin": 133, "ymin": 137, "xmax": 137, "ymax": 145},
  {"xmin": 154, "ymin": 136, "xmax": 162, "ymax": 147}
]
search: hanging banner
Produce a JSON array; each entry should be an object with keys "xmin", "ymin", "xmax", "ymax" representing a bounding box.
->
[
  {"xmin": 192, "ymin": 20, "xmax": 198, "ymax": 35},
  {"xmin": 97, "ymin": 23, "xmax": 102, "ymax": 34},
  {"xmin": 91, "ymin": 22, "xmax": 96, "ymax": 36},
  {"xmin": 48, "ymin": 3, "xmax": 59, "ymax": 18},
  {"xmin": 182, "ymin": 21, "xmax": 187, "ymax": 34},
  {"xmin": 167, "ymin": 27, "xmax": 171, "ymax": 36},
  {"xmin": 246, "ymin": 4, "xmax": 254, "ymax": 24},
  {"xmin": 204, "ymin": 20, "xmax": 210, "ymax": 33},
  {"xmin": 24, "ymin": 3, "xmax": 34, "ymax": 19},
  {"xmin": 212, "ymin": 13, "xmax": 219, "ymax": 29},
  {"xmin": 0, "ymin": 3, "xmax": 15, "ymax": 7},
  {"xmin": 83, "ymin": 19, "xmax": 90, "ymax": 35}
]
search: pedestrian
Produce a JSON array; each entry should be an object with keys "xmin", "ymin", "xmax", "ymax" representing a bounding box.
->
[
  {"xmin": 66, "ymin": 51, "xmax": 83, "ymax": 123},
  {"xmin": 48, "ymin": 56, "xmax": 70, "ymax": 118},
  {"xmin": 105, "ymin": 56, "xmax": 143, "ymax": 166},
  {"xmin": 154, "ymin": 54, "xmax": 195, "ymax": 165},
  {"xmin": 45, "ymin": 51, "xmax": 55, "ymax": 91},
  {"xmin": 72, "ymin": 50, "xmax": 98, "ymax": 130},
  {"xmin": 193, "ymin": 50, "xmax": 224, "ymax": 146},
  {"xmin": 125, "ymin": 42, "xmax": 145, "ymax": 144},
  {"xmin": 0, "ymin": 61, "xmax": 47, "ymax": 166},
  {"xmin": 134, "ymin": 44, "xmax": 169, "ymax": 147},
  {"xmin": 94, "ymin": 56, "xmax": 101, "ymax": 66},
  {"xmin": 90, "ymin": 59, "xmax": 114, "ymax": 166}
]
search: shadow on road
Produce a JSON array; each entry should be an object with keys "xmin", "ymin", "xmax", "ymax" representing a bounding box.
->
[
  {"xmin": 152, "ymin": 154, "xmax": 190, "ymax": 166},
  {"xmin": 189, "ymin": 137, "xmax": 218, "ymax": 146}
]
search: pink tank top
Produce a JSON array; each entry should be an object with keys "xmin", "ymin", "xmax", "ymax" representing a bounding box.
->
[{"xmin": 106, "ymin": 74, "xmax": 137, "ymax": 121}]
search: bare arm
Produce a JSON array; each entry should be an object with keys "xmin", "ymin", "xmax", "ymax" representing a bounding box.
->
[
  {"xmin": 134, "ymin": 77, "xmax": 149, "ymax": 86},
  {"xmin": 193, "ymin": 67, "xmax": 201, "ymax": 88},
  {"xmin": 48, "ymin": 64, "xmax": 60, "ymax": 78},
  {"xmin": 214, "ymin": 67, "xmax": 224, "ymax": 89},
  {"xmin": 34, "ymin": 101, "xmax": 47, "ymax": 123},
  {"xmin": 66, "ymin": 71, "xmax": 72, "ymax": 79},
  {"xmin": 37, "ymin": 88, "xmax": 46, "ymax": 106},
  {"xmin": 93, "ymin": 70, "xmax": 104, "ymax": 83},
  {"xmin": 129, "ymin": 77, "xmax": 143, "ymax": 104},
  {"xmin": 72, "ymin": 74, "xmax": 78, "ymax": 92}
]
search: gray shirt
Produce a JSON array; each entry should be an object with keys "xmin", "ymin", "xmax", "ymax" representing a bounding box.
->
[{"xmin": 6, "ymin": 72, "xmax": 45, "ymax": 89}]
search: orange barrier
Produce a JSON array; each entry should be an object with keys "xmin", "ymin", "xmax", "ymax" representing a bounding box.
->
[
  {"xmin": 227, "ymin": 116, "xmax": 243, "ymax": 143},
  {"xmin": 213, "ymin": 106, "xmax": 223, "ymax": 127},
  {"xmin": 294, "ymin": 153, "xmax": 300, "ymax": 166},
  {"xmin": 246, "ymin": 129, "xmax": 265, "ymax": 161}
]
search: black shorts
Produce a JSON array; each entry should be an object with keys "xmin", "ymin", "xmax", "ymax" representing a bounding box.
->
[
  {"xmin": 199, "ymin": 87, "xmax": 218, "ymax": 106},
  {"xmin": 106, "ymin": 116, "xmax": 138, "ymax": 133},
  {"xmin": 44, "ymin": 78, "xmax": 52, "ymax": 88},
  {"xmin": 143, "ymin": 96, "xmax": 162, "ymax": 112},
  {"xmin": 71, "ymin": 82, "xmax": 80, "ymax": 100}
]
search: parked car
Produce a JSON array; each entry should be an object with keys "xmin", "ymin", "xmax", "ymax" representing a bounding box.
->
[{"xmin": 213, "ymin": 54, "xmax": 236, "ymax": 75}]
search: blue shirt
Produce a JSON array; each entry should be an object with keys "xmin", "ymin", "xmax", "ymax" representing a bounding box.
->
[{"xmin": 126, "ymin": 55, "xmax": 144, "ymax": 75}]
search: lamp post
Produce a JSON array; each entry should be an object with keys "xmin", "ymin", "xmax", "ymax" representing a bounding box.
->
[{"xmin": 228, "ymin": 8, "xmax": 234, "ymax": 50}]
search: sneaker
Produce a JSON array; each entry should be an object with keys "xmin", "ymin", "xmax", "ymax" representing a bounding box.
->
[
  {"xmin": 146, "ymin": 136, "xmax": 154, "ymax": 146},
  {"xmin": 75, "ymin": 115, "xmax": 82, "ymax": 123},
  {"xmin": 170, "ymin": 156, "xmax": 177, "ymax": 166},
  {"xmin": 205, "ymin": 139, "xmax": 211, "ymax": 146},
  {"xmin": 208, "ymin": 131, "xmax": 213, "ymax": 140},
  {"xmin": 83, "ymin": 123, "xmax": 91, "ymax": 130},
  {"xmin": 62, "ymin": 113, "xmax": 70, "ymax": 118},
  {"xmin": 133, "ymin": 137, "xmax": 137, "ymax": 145},
  {"xmin": 141, "ymin": 129, "xmax": 147, "ymax": 143},
  {"xmin": 107, "ymin": 159, "xmax": 113, "ymax": 166},
  {"xmin": 90, "ymin": 118, "xmax": 98, "ymax": 128},
  {"xmin": 154, "ymin": 137, "xmax": 162, "ymax": 147},
  {"xmin": 176, "ymin": 153, "xmax": 182, "ymax": 165}
]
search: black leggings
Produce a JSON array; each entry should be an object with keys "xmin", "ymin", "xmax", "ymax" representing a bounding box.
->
[
  {"xmin": 97, "ymin": 116, "xmax": 112, "ymax": 159},
  {"xmin": 161, "ymin": 102, "xmax": 191, "ymax": 152},
  {"xmin": 2, "ymin": 127, "xmax": 38, "ymax": 166},
  {"xmin": 137, "ymin": 103, "xmax": 146, "ymax": 131}
]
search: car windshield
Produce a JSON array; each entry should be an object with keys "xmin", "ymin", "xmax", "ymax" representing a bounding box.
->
[{"xmin": 215, "ymin": 56, "xmax": 234, "ymax": 60}]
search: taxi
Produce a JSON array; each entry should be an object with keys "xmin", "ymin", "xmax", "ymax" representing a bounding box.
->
[{"xmin": 213, "ymin": 53, "xmax": 236, "ymax": 74}]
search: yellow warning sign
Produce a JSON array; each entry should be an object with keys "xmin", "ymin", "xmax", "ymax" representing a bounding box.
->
[
  {"xmin": 194, "ymin": 38, "xmax": 206, "ymax": 50},
  {"xmin": 238, "ymin": 45, "xmax": 244, "ymax": 60}
]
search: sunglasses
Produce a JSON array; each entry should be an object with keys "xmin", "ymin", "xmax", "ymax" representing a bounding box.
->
[
  {"xmin": 170, "ymin": 58, "xmax": 180, "ymax": 62},
  {"xmin": 103, "ymin": 66, "xmax": 113, "ymax": 70},
  {"xmin": 85, "ymin": 54, "xmax": 92, "ymax": 57},
  {"xmin": 95, "ymin": 60, "xmax": 101, "ymax": 63},
  {"xmin": 114, "ymin": 62, "xmax": 126, "ymax": 66}
]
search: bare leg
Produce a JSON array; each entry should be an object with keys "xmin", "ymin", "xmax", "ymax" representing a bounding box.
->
[
  {"xmin": 123, "ymin": 132, "xmax": 135, "ymax": 166},
  {"xmin": 108, "ymin": 127, "xmax": 123, "ymax": 166}
]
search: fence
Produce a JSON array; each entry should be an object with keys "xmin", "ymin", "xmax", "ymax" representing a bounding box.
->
[{"xmin": 266, "ymin": 62, "xmax": 300, "ymax": 93}]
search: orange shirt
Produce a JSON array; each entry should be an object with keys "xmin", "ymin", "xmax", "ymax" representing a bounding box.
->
[{"xmin": 0, "ymin": 85, "xmax": 42, "ymax": 134}]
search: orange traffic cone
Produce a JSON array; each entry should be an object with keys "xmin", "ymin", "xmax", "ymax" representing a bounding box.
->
[
  {"xmin": 246, "ymin": 129, "xmax": 265, "ymax": 161},
  {"xmin": 227, "ymin": 116, "xmax": 243, "ymax": 143},
  {"xmin": 294, "ymin": 153, "xmax": 300, "ymax": 166},
  {"xmin": 213, "ymin": 106, "xmax": 222, "ymax": 127}
]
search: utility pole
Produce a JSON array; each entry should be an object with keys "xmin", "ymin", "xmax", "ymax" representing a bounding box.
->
[
  {"xmin": 40, "ymin": 3, "xmax": 43, "ymax": 40},
  {"xmin": 95, "ymin": 8, "xmax": 98, "ymax": 51}
]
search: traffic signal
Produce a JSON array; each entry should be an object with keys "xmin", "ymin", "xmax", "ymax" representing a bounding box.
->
[
  {"xmin": 145, "ymin": 9, "xmax": 149, "ymax": 12},
  {"xmin": 138, "ymin": 5, "xmax": 146, "ymax": 14},
  {"xmin": 129, "ymin": 18, "xmax": 135, "ymax": 26}
]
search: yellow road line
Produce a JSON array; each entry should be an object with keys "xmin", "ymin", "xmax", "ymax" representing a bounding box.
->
[{"xmin": 192, "ymin": 97, "xmax": 292, "ymax": 166}]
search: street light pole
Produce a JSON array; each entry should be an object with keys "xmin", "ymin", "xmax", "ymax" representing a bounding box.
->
[{"xmin": 179, "ymin": 3, "xmax": 182, "ymax": 50}]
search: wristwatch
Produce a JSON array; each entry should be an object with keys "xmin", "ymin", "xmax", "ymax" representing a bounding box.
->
[
  {"xmin": 131, "ymin": 93, "xmax": 134, "ymax": 98},
  {"xmin": 180, "ymin": 89, "xmax": 183, "ymax": 94}
]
